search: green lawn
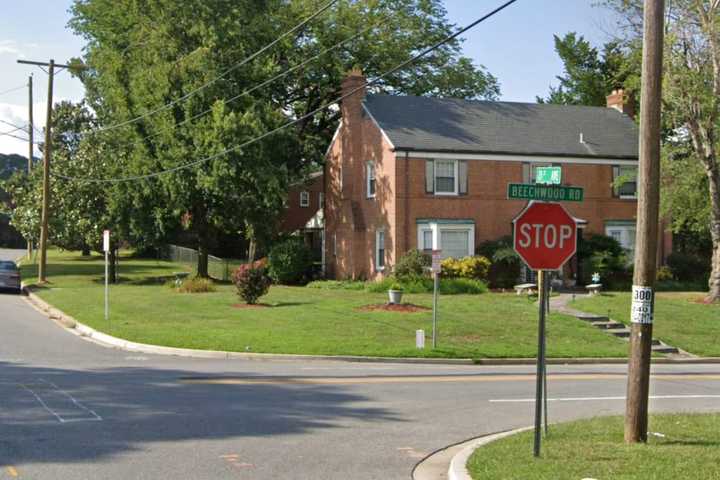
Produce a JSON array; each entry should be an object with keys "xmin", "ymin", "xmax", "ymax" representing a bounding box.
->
[
  {"xmin": 20, "ymin": 250, "xmax": 631, "ymax": 359},
  {"xmin": 574, "ymin": 292, "xmax": 720, "ymax": 357},
  {"xmin": 468, "ymin": 414, "xmax": 720, "ymax": 479}
]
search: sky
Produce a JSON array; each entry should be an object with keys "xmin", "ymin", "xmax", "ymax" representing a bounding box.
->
[{"xmin": 0, "ymin": 0, "xmax": 621, "ymax": 157}]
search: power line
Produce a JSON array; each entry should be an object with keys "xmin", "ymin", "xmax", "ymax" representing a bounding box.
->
[
  {"xmin": 120, "ymin": 21, "xmax": 378, "ymax": 151},
  {"xmin": 0, "ymin": 119, "xmax": 29, "ymax": 131},
  {"xmin": 79, "ymin": 0, "xmax": 339, "ymax": 138},
  {"xmin": 54, "ymin": 0, "xmax": 519, "ymax": 184},
  {"xmin": 0, "ymin": 84, "xmax": 26, "ymax": 96}
]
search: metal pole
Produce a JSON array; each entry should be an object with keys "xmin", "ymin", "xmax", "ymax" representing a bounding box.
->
[
  {"xmin": 27, "ymin": 74, "xmax": 34, "ymax": 260},
  {"xmin": 432, "ymin": 272, "xmax": 439, "ymax": 348},
  {"xmin": 534, "ymin": 269, "xmax": 546, "ymax": 457},
  {"xmin": 543, "ymin": 280, "xmax": 549, "ymax": 436},
  {"xmin": 38, "ymin": 60, "xmax": 54, "ymax": 283}
]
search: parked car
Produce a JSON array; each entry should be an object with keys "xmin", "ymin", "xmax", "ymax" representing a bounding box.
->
[{"xmin": 0, "ymin": 261, "xmax": 21, "ymax": 293}]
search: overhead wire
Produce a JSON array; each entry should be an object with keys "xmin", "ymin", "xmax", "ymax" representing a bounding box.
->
[
  {"xmin": 0, "ymin": 83, "xmax": 27, "ymax": 96},
  {"xmin": 54, "ymin": 0, "xmax": 519, "ymax": 184},
  {"xmin": 77, "ymin": 0, "xmax": 340, "ymax": 137}
]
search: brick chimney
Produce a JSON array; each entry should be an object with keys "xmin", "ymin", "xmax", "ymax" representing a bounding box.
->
[
  {"xmin": 606, "ymin": 88, "xmax": 635, "ymax": 119},
  {"xmin": 340, "ymin": 67, "xmax": 367, "ymax": 126}
]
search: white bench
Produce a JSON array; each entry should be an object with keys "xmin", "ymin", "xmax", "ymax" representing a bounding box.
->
[
  {"xmin": 586, "ymin": 283, "xmax": 602, "ymax": 296},
  {"xmin": 514, "ymin": 283, "xmax": 537, "ymax": 296}
]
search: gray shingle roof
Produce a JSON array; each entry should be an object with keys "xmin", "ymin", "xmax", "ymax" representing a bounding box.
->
[{"xmin": 363, "ymin": 94, "xmax": 638, "ymax": 160}]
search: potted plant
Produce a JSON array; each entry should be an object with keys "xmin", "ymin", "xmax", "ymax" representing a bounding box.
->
[{"xmin": 388, "ymin": 282, "xmax": 404, "ymax": 304}]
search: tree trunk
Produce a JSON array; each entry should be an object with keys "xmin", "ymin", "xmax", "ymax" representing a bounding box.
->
[
  {"xmin": 81, "ymin": 246, "xmax": 91, "ymax": 256},
  {"xmin": 706, "ymin": 165, "xmax": 720, "ymax": 303}
]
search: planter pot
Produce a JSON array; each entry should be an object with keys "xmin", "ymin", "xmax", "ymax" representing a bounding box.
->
[{"xmin": 388, "ymin": 289, "xmax": 403, "ymax": 304}]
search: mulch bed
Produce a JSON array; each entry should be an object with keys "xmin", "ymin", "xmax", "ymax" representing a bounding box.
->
[
  {"xmin": 356, "ymin": 303, "xmax": 430, "ymax": 313},
  {"xmin": 232, "ymin": 303, "xmax": 271, "ymax": 309}
]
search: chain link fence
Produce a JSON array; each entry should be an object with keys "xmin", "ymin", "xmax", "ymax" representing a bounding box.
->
[{"xmin": 166, "ymin": 244, "xmax": 241, "ymax": 282}]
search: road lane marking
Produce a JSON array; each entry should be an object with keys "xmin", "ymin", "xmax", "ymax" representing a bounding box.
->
[
  {"xmin": 490, "ymin": 394, "xmax": 720, "ymax": 403},
  {"xmin": 180, "ymin": 373, "xmax": 720, "ymax": 386},
  {"xmin": 6, "ymin": 466, "xmax": 18, "ymax": 477},
  {"xmin": 19, "ymin": 380, "xmax": 102, "ymax": 423}
]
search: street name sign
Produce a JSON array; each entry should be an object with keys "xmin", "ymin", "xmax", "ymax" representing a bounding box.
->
[
  {"xmin": 535, "ymin": 166, "xmax": 561, "ymax": 185},
  {"xmin": 512, "ymin": 201, "xmax": 578, "ymax": 271},
  {"xmin": 507, "ymin": 183, "xmax": 584, "ymax": 202}
]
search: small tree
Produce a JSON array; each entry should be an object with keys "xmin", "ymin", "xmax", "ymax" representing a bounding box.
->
[
  {"xmin": 394, "ymin": 249, "xmax": 431, "ymax": 279},
  {"xmin": 267, "ymin": 238, "xmax": 314, "ymax": 285},
  {"xmin": 233, "ymin": 260, "xmax": 271, "ymax": 305}
]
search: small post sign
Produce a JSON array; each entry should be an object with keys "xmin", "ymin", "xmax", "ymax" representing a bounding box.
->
[
  {"xmin": 431, "ymin": 250, "xmax": 441, "ymax": 348},
  {"xmin": 103, "ymin": 230, "xmax": 110, "ymax": 324},
  {"xmin": 535, "ymin": 166, "xmax": 562, "ymax": 185},
  {"xmin": 631, "ymin": 286, "xmax": 654, "ymax": 324}
]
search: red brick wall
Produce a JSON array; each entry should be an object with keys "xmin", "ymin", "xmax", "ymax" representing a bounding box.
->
[{"xmin": 280, "ymin": 174, "xmax": 324, "ymax": 233}]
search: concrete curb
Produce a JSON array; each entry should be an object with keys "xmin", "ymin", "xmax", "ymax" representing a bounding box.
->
[
  {"xmin": 448, "ymin": 427, "xmax": 533, "ymax": 480},
  {"xmin": 20, "ymin": 285, "xmax": 720, "ymax": 366}
]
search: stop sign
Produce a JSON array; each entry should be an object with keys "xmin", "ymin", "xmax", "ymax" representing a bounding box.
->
[{"xmin": 513, "ymin": 201, "xmax": 577, "ymax": 270}]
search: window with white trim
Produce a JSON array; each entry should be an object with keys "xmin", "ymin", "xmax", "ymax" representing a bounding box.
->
[
  {"xmin": 300, "ymin": 191, "xmax": 310, "ymax": 207},
  {"xmin": 605, "ymin": 221, "xmax": 636, "ymax": 261},
  {"xmin": 416, "ymin": 222, "xmax": 474, "ymax": 259},
  {"xmin": 421, "ymin": 230, "xmax": 433, "ymax": 253},
  {"xmin": 613, "ymin": 165, "xmax": 638, "ymax": 198},
  {"xmin": 375, "ymin": 230, "xmax": 385, "ymax": 270},
  {"xmin": 366, "ymin": 162, "xmax": 376, "ymax": 198},
  {"xmin": 434, "ymin": 159, "xmax": 458, "ymax": 194}
]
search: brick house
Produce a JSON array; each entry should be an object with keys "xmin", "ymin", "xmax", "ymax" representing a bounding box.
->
[
  {"xmin": 323, "ymin": 69, "xmax": 671, "ymax": 281},
  {"xmin": 281, "ymin": 171, "xmax": 324, "ymax": 261}
]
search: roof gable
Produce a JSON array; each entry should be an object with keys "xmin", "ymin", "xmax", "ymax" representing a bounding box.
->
[{"xmin": 363, "ymin": 94, "xmax": 639, "ymax": 160}]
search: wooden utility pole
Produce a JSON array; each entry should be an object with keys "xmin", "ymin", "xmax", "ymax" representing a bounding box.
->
[
  {"xmin": 27, "ymin": 74, "xmax": 34, "ymax": 260},
  {"xmin": 625, "ymin": 0, "xmax": 665, "ymax": 444},
  {"xmin": 18, "ymin": 59, "xmax": 80, "ymax": 283}
]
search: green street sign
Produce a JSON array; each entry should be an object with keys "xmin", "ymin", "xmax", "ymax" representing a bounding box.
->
[
  {"xmin": 507, "ymin": 183, "xmax": 584, "ymax": 202},
  {"xmin": 535, "ymin": 166, "xmax": 562, "ymax": 185}
]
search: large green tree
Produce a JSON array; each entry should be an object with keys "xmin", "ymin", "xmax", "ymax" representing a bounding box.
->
[
  {"xmin": 538, "ymin": 32, "xmax": 637, "ymax": 106},
  {"xmin": 603, "ymin": 0, "xmax": 720, "ymax": 303},
  {"xmin": 68, "ymin": 0, "xmax": 499, "ymax": 276}
]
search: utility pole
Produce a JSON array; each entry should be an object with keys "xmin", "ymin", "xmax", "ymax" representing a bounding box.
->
[
  {"xmin": 17, "ymin": 59, "xmax": 82, "ymax": 283},
  {"xmin": 625, "ymin": 0, "xmax": 664, "ymax": 444},
  {"xmin": 27, "ymin": 74, "xmax": 34, "ymax": 260}
]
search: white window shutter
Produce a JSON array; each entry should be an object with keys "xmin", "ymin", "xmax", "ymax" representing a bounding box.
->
[
  {"xmin": 612, "ymin": 165, "xmax": 620, "ymax": 197},
  {"xmin": 459, "ymin": 161, "xmax": 468, "ymax": 195},
  {"xmin": 522, "ymin": 162, "xmax": 530, "ymax": 183},
  {"xmin": 425, "ymin": 160, "xmax": 434, "ymax": 193}
]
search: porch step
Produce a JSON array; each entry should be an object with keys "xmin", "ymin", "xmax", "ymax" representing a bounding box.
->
[
  {"xmin": 576, "ymin": 314, "xmax": 608, "ymax": 322},
  {"xmin": 591, "ymin": 321, "xmax": 626, "ymax": 330},
  {"xmin": 610, "ymin": 328, "xmax": 631, "ymax": 338},
  {"xmin": 652, "ymin": 343, "xmax": 679, "ymax": 354}
]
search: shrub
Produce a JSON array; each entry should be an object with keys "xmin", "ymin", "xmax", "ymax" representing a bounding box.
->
[
  {"xmin": 232, "ymin": 260, "xmax": 271, "ymax": 304},
  {"xmin": 578, "ymin": 234, "xmax": 630, "ymax": 288},
  {"xmin": 656, "ymin": 265, "xmax": 674, "ymax": 282},
  {"xmin": 389, "ymin": 282, "xmax": 404, "ymax": 291},
  {"xmin": 439, "ymin": 278, "xmax": 488, "ymax": 294},
  {"xmin": 177, "ymin": 276, "xmax": 216, "ymax": 293},
  {"xmin": 394, "ymin": 249, "xmax": 431, "ymax": 279},
  {"xmin": 477, "ymin": 236, "xmax": 521, "ymax": 288},
  {"xmin": 440, "ymin": 256, "xmax": 491, "ymax": 280},
  {"xmin": 267, "ymin": 238, "xmax": 314, "ymax": 285},
  {"xmin": 667, "ymin": 252, "xmax": 711, "ymax": 282}
]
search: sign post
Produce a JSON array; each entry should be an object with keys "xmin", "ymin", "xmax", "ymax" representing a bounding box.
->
[
  {"xmin": 512, "ymin": 201, "xmax": 578, "ymax": 457},
  {"xmin": 431, "ymin": 250, "xmax": 442, "ymax": 348},
  {"xmin": 103, "ymin": 229, "xmax": 110, "ymax": 325}
]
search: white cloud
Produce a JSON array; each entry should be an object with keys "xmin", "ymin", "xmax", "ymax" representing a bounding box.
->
[
  {"xmin": 0, "ymin": 101, "xmax": 47, "ymax": 157},
  {"xmin": 0, "ymin": 40, "xmax": 23, "ymax": 57}
]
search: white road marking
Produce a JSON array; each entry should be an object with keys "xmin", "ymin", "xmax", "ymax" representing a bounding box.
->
[
  {"xmin": 19, "ymin": 379, "xmax": 102, "ymax": 423},
  {"xmin": 489, "ymin": 394, "xmax": 720, "ymax": 403}
]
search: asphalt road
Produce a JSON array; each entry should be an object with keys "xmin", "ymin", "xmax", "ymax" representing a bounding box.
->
[{"xmin": 1, "ymin": 248, "xmax": 719, "ymax": 479}]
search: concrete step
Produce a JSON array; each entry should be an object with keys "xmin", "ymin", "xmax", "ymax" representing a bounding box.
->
[
  {"xmin": 591, "ymin": 321, "xmax": 626, "ymax": 330},
  {"xmin": 576, "ymin": 314, "xmax": 608, "ymax": 322},
  {"xmin": 652, "ymin": 343, "xmax": 679, "ymax": 354},
  {"xmin": 610, "ymin": 328, "xmax": 631, "ymax": 338}
]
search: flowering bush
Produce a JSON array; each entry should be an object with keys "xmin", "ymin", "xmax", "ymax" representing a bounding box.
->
[
  {"xmin": 232, "ymin": 259, "xmax": 271, "ymax": 304},
  {"xmin": 440, "ymin": 256, "xmax": 491, "ymax": 280}
]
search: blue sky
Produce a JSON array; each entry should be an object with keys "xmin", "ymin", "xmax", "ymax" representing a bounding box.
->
[{"xmin": 0, "ymin": 0, "xmax": 620, "ymax": 156}]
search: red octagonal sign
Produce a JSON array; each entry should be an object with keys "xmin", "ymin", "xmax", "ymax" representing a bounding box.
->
[{"xmin": 513, "ymin": 201, "xmax": 578, "ymax": 271}]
